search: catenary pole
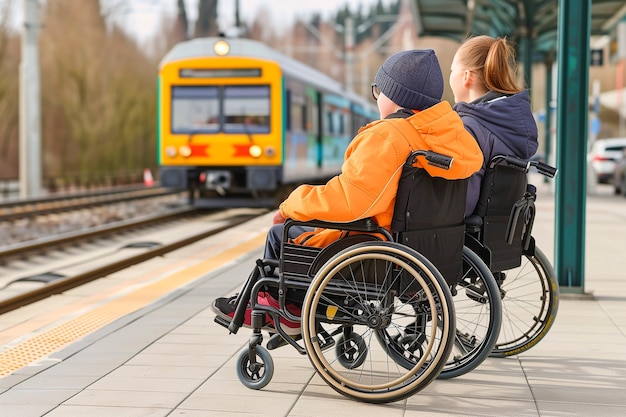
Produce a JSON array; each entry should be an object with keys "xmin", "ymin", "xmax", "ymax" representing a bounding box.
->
[{"xmin": 19, "ymin": 0, "xmax": 43, "ymax": 198}]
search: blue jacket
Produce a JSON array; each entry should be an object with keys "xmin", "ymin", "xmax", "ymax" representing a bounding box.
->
[{"xmin": 453, "ymin": 90, "xmax": 539, "ymax": 216}]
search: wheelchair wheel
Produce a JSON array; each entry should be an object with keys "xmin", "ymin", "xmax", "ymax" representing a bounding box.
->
[
  {"xmin": 438, "ymin": 246, "xmax": 501, "ymax": 379},
  {"xmin": 300, "ymin": 242, "xmax": 455, "ymax": 404},
  {"xmin": 236, "ymin": 345, "xmax": 274, "ymax": 390},
  {"xmin": 376, "ymin": 247, "xmax": 501, "ymax": 379},
  {"xmin": 335, "ymin": 330, "xmax": 367, "ymax": 369},
  {"xmin": 491, "ymin": 246, "xmax": 559, "ymax": 357}
]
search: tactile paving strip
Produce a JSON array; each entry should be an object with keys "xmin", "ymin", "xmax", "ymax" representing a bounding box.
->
[{"xmin": 0, "ymin": 232, "xmax": 266, "ymax": 377}]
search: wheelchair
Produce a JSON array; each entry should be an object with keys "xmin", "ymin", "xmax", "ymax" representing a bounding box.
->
[
  {"xmin": 464, "ymin": 155, "xmax": 559, "ymax": 357},
  {"xmin": 215, "ymin": 150, "xmax": 503, "ymax": 402}
]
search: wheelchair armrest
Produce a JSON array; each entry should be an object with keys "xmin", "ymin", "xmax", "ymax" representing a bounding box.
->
[
  {"xmin": 464, "ymin": 215, "xmax": 483, "ymax": 233},
  {"xmin": 285, "ymin": 217, "xmax": 380, "ymax": 232}
]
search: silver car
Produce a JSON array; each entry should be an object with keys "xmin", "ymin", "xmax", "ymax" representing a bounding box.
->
[
  {"xmin": 588, "ymin": 137, "xmax": 626, "ymax": 184},
  {"xmin": 613, "ymin": 148, "xmax": 626, "ymax": 196}
]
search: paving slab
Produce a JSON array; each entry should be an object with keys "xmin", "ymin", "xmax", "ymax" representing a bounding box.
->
[{"xmin": 1, "ymin": 182, "xmax": 626, "ymax": 416}]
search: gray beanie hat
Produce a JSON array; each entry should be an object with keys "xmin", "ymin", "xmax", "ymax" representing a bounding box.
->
[{"xmin": 374, "ymin": 49, "xmax": 443, "ymax": 110}]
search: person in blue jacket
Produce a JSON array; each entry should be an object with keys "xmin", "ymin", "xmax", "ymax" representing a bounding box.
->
[{"xmin": 449, "ymin": 35, "xmax": 539, "ymax": 217}]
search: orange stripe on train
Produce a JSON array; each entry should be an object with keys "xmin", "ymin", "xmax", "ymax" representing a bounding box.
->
[
  {"xmin": 189, "ymin": 144, "xmax": 210, "ymax": 157},
  {"xmin": 233, "ymin": 144, "xmax": 252, "ymax": 157}
]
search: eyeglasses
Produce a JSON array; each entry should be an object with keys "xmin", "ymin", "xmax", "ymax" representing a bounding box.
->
[{"xmin": 371, "ymin": 83, "xmax": 380, "ymax": 101}]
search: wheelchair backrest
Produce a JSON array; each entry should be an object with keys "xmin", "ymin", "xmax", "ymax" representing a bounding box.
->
[
  {"xmin": 392, "ymin": 164, "xmax": 468, "ymax": 285},
  {"xmin": 470, "ymin": 158, "xmax": 529, "ymax": 272}
]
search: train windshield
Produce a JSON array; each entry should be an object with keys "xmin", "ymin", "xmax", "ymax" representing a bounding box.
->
[
  {"xmin": 223, "ymin": 86, "xmax": 270, "ymax": 134},
  {"xmin": 170, "ymin": 85, "xmax": 270, "ymax": 134},
  {"xmin": 171, "ymin": 86, "xmax": 220, "ymax": 133}
]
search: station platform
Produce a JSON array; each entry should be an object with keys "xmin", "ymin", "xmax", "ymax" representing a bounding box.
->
[{"xmin": 1, "ymin": 178, "xmax": 626, "ymax": 416}]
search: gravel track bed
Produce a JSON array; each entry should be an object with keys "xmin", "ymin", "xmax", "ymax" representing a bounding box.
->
[{"xmin": 1, "ymin": 194, "xmax": 186, "ymax": 246}]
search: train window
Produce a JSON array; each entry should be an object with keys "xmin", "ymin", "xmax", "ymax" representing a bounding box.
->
[
  {"xmin": 290, "ymin": 104, "xmax": 304, "ymax": 132},
  {"xmin": 223, "ymin": 86, "xmax": 270, "ymax": 134},
  {"xmin": 324, "ymin": 106, "xmax": 347, "ymax": 136},
  {"xmin": 171, "ymin": 86, "xmax": 219, "ymax": 133},
  {"xmin": 308, "ymin": 95, "xmax": 319, "ymax": 136},
  {"xmin": 325, "ymin": 111, "xmax": 334, "ymax": 135}
]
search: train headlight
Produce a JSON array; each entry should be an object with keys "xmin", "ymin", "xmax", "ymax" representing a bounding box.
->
[
  {"xmin": 213, "ymin": 40, "xmax": 230, "ymax": 56},
  {"xmin": 249, "ymin": 145, "xmax": 263, "ymax": 158},
  {"xmin": 265, "ymin": 146, "xmax": 276, "ymax": 158},
  {"xmin": 179, "ymin": 145, "xmax": 192, "ymax": 158},
  {"xmin": 165, "ymin": 146, "xmax": 177, "ymax": 158}
]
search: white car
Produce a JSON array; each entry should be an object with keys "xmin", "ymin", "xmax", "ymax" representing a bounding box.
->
[{"xmin": 588, "ymin": 138, "xmax": 626, "ymax": 184}]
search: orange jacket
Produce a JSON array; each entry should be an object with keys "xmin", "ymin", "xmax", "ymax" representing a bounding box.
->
[{"xmin": 279, "ymin": 101, "xmax": 483, "ymax": 247}]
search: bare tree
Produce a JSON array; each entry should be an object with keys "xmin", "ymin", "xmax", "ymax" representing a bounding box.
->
[
  {"xmin": 0, "ymin": 0, "xmax": 19, "ymax": 179},
  {"xmin": 248, "ymin": 7, "xmax": 275, "ymax": 44},
  {"xmin": 194, "ymin": 0, "xmax": 218, "ymax": 38},
  {"xmin": 40, "ymin": 0, "xmax": 156, "ymax": 183},
  {"xmin": 174, "ymin": 0, "xmax": 189, "ymax": 41}
]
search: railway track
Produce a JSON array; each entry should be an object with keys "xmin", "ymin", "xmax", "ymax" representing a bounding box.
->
[
  {"xmin": 1, "ymin": 186, "xmax": 189, "ymax": 247},
  {"xmin": 0, "ymin": 186, "xmax": 181, "ymax": 222},
  {"xmin": 0, "ymin": 206, "xmax": 198, "ymax": 260},
  {"xmin": 0, "ymin": 207, "xmax": 268, "ymax": 315}
]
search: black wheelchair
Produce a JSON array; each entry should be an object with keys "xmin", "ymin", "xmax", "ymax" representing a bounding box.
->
[
  {"xmin": 380, "ymin": 154, "xmax": 559, "ymax": 379},
  {"xmin": 464, "ymin": 155, "xmax": 559, "ymax": 357},
  {"xmin": 215, "ymin": 149, "xmax": 503, "ymax": 403}
]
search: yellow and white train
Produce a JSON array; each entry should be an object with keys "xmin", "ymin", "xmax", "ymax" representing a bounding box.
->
[{"xmin": 157, "ymin": 37, "xmax": 378, "ymax": 207}]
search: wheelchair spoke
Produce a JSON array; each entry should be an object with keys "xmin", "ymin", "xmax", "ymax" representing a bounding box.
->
[
  {"xmin": 300, "ymin": 242, "xmax": 455, "ymax": 403},
  {"xmin": 492, "ymin": 248, "xmax": 559, "ymax": 357}
]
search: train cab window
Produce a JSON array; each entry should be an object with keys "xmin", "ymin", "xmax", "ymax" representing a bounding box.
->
[
  {"xmin": 171, "ymin": 86, "xmax": 219, "ymax": 133},
  {"xmin": 223, "ymin": 85, "xmax": 270, "ymax": 134}
]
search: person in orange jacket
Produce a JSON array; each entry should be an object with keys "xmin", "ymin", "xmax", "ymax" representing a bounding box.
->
[{"xmin": 212, "ymin": 49, "xmax": 483, "ymax": 333}]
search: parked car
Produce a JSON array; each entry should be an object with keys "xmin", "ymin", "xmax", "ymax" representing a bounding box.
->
[
  {"xmin": 587, "ymin": 138, "xmax": 626, "ymax": 184},
  {"xmin": 613, "ymin": 148, "xmax": 626, "ymax": 196}
]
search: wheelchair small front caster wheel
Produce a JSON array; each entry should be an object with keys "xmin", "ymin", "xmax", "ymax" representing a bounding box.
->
[
  {"xmin": 336, "ymin": 332, "xmax": 367, "ymax": 369},
  {"xmin": 236, "ymin": 346, "xmax": 274, "ymax": 389}
]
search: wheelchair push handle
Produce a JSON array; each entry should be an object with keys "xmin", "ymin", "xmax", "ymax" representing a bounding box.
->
[
  {"xmin": 490, "ymin": 155, "xmax": 558, "ymax": 178},
  {"xmin": 408, "ymin": 150, "xmax": 454, "ymax": 170},
  {"xmin": 534, "ymin": 161, "xmax": 558, "ymax": 178},
  {"xmin": 425, "ymin": 150, "xmax": 454, "ymax": 170}
]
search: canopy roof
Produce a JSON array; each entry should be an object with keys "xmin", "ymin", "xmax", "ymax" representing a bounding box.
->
[{"xmin": 410, "ymin": 0, "xmax": 626, "ymax": 61}]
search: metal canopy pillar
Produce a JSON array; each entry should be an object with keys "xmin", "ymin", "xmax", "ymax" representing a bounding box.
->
[
  {"xmin": 554, "ymin": 0, "xmax": 590, "ymax": 293},
  {"xmin": 521, "ymin": 0, "xmax": 534, "ymax": 89}
]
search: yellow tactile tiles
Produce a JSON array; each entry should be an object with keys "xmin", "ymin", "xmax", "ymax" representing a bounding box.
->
[{"xmin": 0, "ymin": 231, "xmax": 267, "ymax": 377}]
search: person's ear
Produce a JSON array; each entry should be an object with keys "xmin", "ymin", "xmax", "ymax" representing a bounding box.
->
[{"xmin": 463, "ymin": 70, "xmax": 473, "ymax": 88}]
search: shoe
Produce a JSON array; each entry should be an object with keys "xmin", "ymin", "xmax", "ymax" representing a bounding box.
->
[
  {"xmin": 211, "ymin": 292, "xmax": 301, "ymax": 335},
  {"xmin": 212, "ymin": 295, "xmax": 274, "ymax": 332},
  {"xmin": 258, "ymin": 291, "xmax": 301, "ymax": 335}
]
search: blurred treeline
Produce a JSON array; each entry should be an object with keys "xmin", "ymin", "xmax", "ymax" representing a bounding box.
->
[
  {"xmin": 0, "ymin": 0, "xmax": 161, "ymax": 184},
  {"xmin": 0, "ymin": 0, "xmax": 402, "ymax": 185}
]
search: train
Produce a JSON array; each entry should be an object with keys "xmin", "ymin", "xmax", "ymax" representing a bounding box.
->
[{"xmin": 157, "ymin": 37, "xmax": 379, "ymax": 207}]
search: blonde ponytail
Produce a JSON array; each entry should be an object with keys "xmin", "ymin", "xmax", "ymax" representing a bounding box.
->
[{"xmin": 458, "ymin": 35, "xmax": 522, "ymax": 95}]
